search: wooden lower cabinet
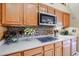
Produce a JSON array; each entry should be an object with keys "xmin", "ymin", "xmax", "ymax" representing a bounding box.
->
[
  {"xmin": 55, "ymin": 41, "xmax": 63, "ymax": 56},
  {"xmin": 7, "ymin": 53, "xmax": 22, "ymax": 56},
  {"xmin": 23, "ymin": 47, "xmax": 43, "ymax": 56},
  {"xmin": 44, "ymin": 50, "xmax": 54, "ymax": 56},
  {"xmin": 55, "ymin": 47, "xmax": 62, "ymax": 56},
  {"xmin": 43, "ymin": 44, "xmax": 54, "ymax": 56}
]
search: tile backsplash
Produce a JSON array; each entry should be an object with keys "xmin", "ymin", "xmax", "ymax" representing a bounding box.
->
[
  {"xmin": 3, "ymin": 26, "xmax": 54, "ymax": 39},
  {"xmin": 35, "ymin": 26, "xmax": 54, "ymax": 35}
]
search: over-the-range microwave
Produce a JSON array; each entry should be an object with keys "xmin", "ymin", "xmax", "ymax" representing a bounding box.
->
[{"xmin": 39, "ymin": 12, "xmax": 57, "ymax": 26}]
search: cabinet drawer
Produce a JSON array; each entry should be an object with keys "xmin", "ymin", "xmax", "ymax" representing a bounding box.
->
[
  {"xmin": 44, "ymin": 50, "xmax": 54, "ymax": 56},
  {"xmin": 55, "ymin": 41, "xmax": 62, "ymax": 48},
  {"xmin": 24, "ymin": 47, "xmax": 43, "ymax": 56},
  {"xmin": 44, "ymin": 44, "xmax": 54, "ymax": 51}
]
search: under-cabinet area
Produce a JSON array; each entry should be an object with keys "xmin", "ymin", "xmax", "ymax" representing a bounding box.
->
[{"xmin": 0, "ymin": 3, "xmax": 78, "ymax": 56}]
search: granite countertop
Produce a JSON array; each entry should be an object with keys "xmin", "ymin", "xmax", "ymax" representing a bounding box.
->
[{"xmin": 0, "ymin": 35, "xmax": 76, "ymax": 56}]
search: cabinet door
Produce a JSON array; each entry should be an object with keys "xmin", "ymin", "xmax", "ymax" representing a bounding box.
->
[
  {"xmin": 55, "ymin": 10, "xmax": 63, "ymax": 25},
  {"xmin": 55, "ymin": 47, "xmax": 62, "ymax": 56},
  {"xmin": 63, "ymin": 13, "xmax": 70, "ymax": 27},
  {"xmin": 0, "ymin": 4, "xmax": 2, "ymax": 25},
  {"xmin": 24, "ymin": 4, "xmax": 38, "ymax": 26},
  {"xmin": 2, "ymin": 3, "xmax": 23, "ymax": 25},
  {"xmin": 48, "ymin": 6, "xmax": 55, "ymax": 14},
  {"xmin": 39, "ymin": 4, "xmax": 48, "ymax": 12},
  {"xmin": 44, "ymin": 50, "xmax": 54, "ymax": 56}
]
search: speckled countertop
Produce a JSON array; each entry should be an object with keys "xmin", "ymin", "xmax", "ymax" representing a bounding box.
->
[{"xmin": 0, "ymin": 35, "xmax": 76, "ymax": 56}]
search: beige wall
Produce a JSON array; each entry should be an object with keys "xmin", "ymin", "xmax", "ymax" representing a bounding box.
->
[{"xmin": 68, "ymin": 4, "xmax": 79, "ymax": 28}]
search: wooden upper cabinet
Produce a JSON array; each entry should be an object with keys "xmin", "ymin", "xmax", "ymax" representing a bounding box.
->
[
  {"xmin": 2, "ymin": 3, "xmax": 23, "ymax": 26},
  {"xmin": 63, "ymin": 13, "xmax": 70, "ymax": 27},
  {"xmin": 39, "ymin": 4, "xmax": 48, "ymax": 12},
  {"xmin": 48, "ymin": 6, "xmax": 55, "ymax": 14},
  {"xmin": 55, "ymin": 10, "xmax": 63, "ymax": 25},
  {"xmin": 24, "ymin": 4, "xmax": 38, "ymax": 26},
  {"xmin": 0, "ymin": 4, "xmax": 2, "ymax": 25}
]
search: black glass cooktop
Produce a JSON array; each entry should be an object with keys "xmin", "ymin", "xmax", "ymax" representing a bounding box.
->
[{"xmin": 37, "ymin": 37, "xmax": 57, "ymax": 43}]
